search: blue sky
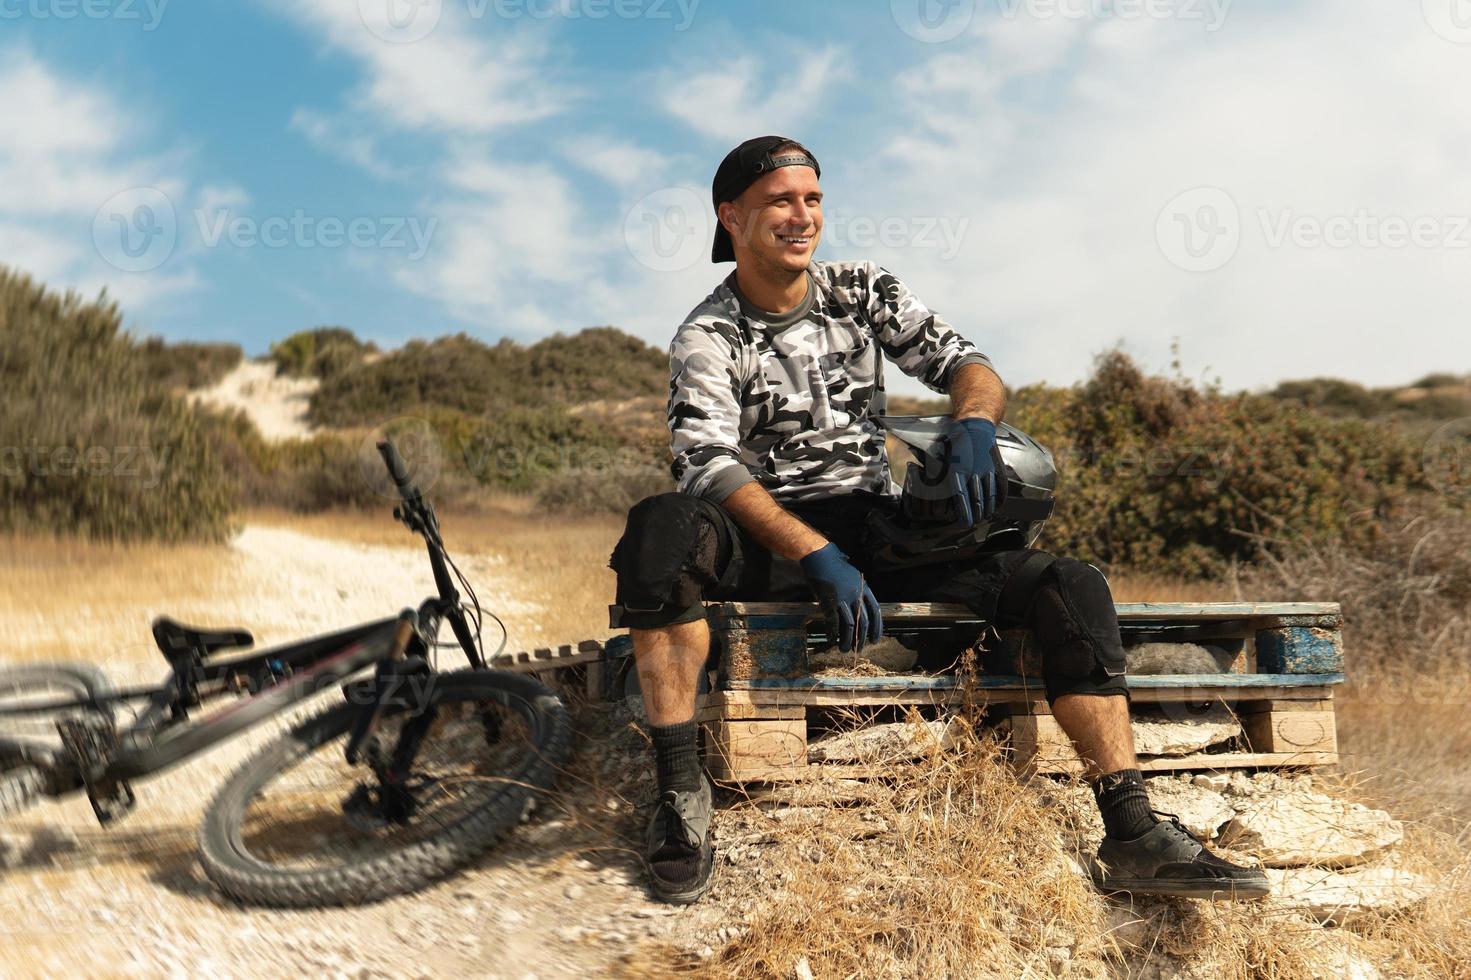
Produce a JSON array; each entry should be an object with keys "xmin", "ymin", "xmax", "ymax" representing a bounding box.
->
[{"xmin": 4, "ymin": 0, "xmax": 1470, "ymax": 394}]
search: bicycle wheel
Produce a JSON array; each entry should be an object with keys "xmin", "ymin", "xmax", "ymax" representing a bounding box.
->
[
  {"xmin": 198, "ymin": 669, "xmax": 572, "ymax": 908},
  {"xmin": 0, "ymin": 663, "xmax": 111, "ymax": 821}
]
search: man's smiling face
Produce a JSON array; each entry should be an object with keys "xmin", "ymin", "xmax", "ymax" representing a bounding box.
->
[{"xmin": 721, "ymin": 161, "xmax": 823, "ymax": 275}]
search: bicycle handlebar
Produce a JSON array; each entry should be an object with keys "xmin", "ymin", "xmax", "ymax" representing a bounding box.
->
[{"xmin": 376, "ymin": 439, "xmax": 421, "ymax": 505}]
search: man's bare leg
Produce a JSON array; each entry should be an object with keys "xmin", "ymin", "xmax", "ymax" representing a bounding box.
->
[
  {"xmin": 1051, "ymin": 692, "xmax": 1137, "ymax": 780},
  {"xmin": 633, "ymin": 619, "xmax": 716, "ymax": 903},
  {"xmin": 631, "ymin": 619, "xmax": 709, "ymax": 726}
]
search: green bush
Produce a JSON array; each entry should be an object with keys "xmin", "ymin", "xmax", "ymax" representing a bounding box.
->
[
  {"xmin": 269, "ymin": 326, "xmax": 374, "ymax": 380},
  {"xmin": 536, "ymin": 463, "xmax": 675, "ymax": 514},
  {"xmin": 307, "ymin": 329, "xmax": 666, "ymax": 428},
  {"xmin": 1007, "ymin": 351, "xmax": 1422, "ymax": 577},
  {"xmin": 0, "ymin": 267, "xmax": 233, "ymax": 542},
  {"xmin": 137, "ymin": 337, "xmax": 242, "ymax": 390}
]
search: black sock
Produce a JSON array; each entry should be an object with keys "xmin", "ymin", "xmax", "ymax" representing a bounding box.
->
[
  {"xmin": 651, "ymin": 720, "xmax": 702, "ymax": 795},
  {"xmin": 1093, "ymin": 768, "xmax": 1157, "ymax": 840}
]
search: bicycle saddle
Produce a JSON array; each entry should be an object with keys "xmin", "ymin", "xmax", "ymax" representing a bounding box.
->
[{"xmin": 151, "ymin": 616, "xmax": 254, "ymax": 661}]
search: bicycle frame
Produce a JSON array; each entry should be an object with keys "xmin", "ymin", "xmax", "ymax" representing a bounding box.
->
[{"xmin": 0, "ymin": 439, "xmax": 487, "ymax": 824}]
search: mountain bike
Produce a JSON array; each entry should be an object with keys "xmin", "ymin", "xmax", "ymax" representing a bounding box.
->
[{"xmin": 0, "ymin": 440, "xmax": 573, "ymax": 908}]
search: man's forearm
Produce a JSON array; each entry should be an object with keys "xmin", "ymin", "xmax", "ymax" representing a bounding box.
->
[
  {"xmin": 718, "ymin": 481, "xmax": 827, "ymax": 562},
  {"xmin": 950, "ymin": 362, "xmax": 1006, "ymax": 422}
]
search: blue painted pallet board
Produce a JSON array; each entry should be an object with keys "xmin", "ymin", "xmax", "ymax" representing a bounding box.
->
[{"xmin": 729, "ymin": 672, "xmax": 1346, "ymax": 691}]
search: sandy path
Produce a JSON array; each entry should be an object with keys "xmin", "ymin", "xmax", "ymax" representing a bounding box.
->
[
  {"xmin": 0, "ymin": 525, "xmax": 648, "ymax": 979},
  {"xmin": 188, "ymin": 361, "xmax": 317, "ymax": 442}
]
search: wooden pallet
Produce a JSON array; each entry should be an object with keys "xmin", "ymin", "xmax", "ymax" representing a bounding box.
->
[
  {"xmin": 699, "ymin": 601, "xmax": 1345, "ymax": 781},
  {"xmin": 490, "ymin": 640, "xmax": 607, "ymax": 698}
]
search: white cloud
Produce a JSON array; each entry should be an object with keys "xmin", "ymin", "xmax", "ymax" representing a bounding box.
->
[
  {"xmin": 392, "ymin": 144, "xmax": 601, "ymax": 326},
  {"xmin": 839, "ymin": 0, "xmax": 1471, "ymax": 390},
  {"xmin": 0, "ymin": 48, "xmax": 202, "ymax": 316},
  {"xmin": 656, "ymin": 46, "xmax": 850, "ymax": 143},
  {"xmin": 560, "ymin": 136, "xmax": 669, "ymax": 191},
  {"xmin": 289, "ymin": 109, "xmax": 399, "ymax": 180},
  {"xmin": 195, "ymin": 183, "xmax": 251, "ymax": 216},
  {"xmin": 272, "ymin": 1, "xmax": 573, "ymax": 134}
]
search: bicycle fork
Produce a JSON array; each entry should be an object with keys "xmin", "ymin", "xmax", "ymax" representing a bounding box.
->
[{"xmin": 343, "ymin": 610, "xmax": 439, "ymax": 824}]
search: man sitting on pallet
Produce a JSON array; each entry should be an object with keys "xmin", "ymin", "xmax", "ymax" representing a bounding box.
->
[{"xmin": 609, "ymin": 136, "xmax": 1270, "ymax": 905}]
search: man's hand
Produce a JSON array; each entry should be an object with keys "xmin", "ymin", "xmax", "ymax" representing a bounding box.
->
[
  {"xmin": 799, "ymin": 543, "xmax": 883, "ymax": 652},
  {"xmin": 948, "ymin": 417, "xmax": 1000, "ymax": 525}
]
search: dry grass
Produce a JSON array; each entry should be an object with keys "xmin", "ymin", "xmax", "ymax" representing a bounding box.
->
[
  {"xmin": 705, "ymin": 718, "xmax": 1118, "ymax": 978},
  {"xmin": 247, "ymin": 502, "xmax": 623, "ymax": 650},
  {"xmin": 8, "ymin": 499, "xmax": 1471, "ymax": 976}
]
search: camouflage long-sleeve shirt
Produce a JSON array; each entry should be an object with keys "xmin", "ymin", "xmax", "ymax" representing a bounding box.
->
[{"xmin": 668, "ymin": 260, "xmax": 994, "ymax": 503}]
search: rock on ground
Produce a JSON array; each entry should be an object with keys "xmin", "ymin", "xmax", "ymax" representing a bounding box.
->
[
  {"xmin": 1217, "ymin": 790, "xmax": 1402, "ymax": 867},
  {"xmin": 808, "ymin": 719, "xmax": 955, "ymax": 764},
  {"xmin": 1131, "ymin": 705, "xmax": 1241, "ymax": 757},
  {"xmin": 1141, "ymin": 776, "xmax": 1235, "ymax": 840},
  {"xmin": 1266, "ymin": 864, "xmax": 1430, "ymax": 924},
  {"xmin": 1126, "ymin": 642, "xmax": 1238, "ymax": 674},
  {"xmin": 809, "ymin": 637, "xmax": 918, "ymax": 674}
]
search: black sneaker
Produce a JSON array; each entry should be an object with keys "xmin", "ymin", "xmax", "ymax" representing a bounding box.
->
[
  {"xmin": 644, "ymin": 778, "xmax": 714, "ymax": 905},
  {"xmin": 1092, "ymin": 814, "xmax": 1270, "ymax": 901}
]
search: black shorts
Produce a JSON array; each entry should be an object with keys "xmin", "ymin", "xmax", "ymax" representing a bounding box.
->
[
  {"xmin": 608, "ymin": 491, "xmax": 1128, "ymax": 700},
  {"xmin": 612, "ymin": 491, "xmax": 1039, "ymax": 627}
]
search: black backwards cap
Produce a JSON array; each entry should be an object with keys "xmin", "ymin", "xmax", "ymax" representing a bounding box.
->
[{"xmin": 710, "ymin": 135, "xmax": 821, "ymax": 263}]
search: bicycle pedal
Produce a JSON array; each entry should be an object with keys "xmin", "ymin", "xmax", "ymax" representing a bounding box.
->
[{"xmin": 88, "ymin": 780, "xmax": 137, "ymax": 826}]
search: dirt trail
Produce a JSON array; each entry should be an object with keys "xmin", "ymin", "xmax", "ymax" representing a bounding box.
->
[
  {"xmin": 188, "ymin": 360, "xmax": 317, "ymax": 442},
  {"xmin": 0, "ymin": 524, "xmax": 657, "ymax": 980}
]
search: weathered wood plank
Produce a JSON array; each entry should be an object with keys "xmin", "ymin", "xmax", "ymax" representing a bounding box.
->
[
  {"xmin": 727, "ymin": 673, "xmax": 1345, "ymax": 692},
  {"xmin": 716, "ymin": 679, "xmax": 1341, "ymax": 708},
  {"xmin": 1255, "ymin": 626, "xmax": 1345, "ymax": 674},
  {"xmin": 716, "ymin": 601, "xmax": 1341, "ymax": 624},
  {"xmin": 1240, "ymin": 707, "xmax": 1338, "ymax": 754},
  {"xmin": 703, "ymin": 718, "xmax": 808, "ymax": 781}
]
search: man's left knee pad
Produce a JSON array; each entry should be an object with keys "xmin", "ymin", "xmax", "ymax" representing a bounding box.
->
[{"xmin": 1030, "ymin": 558, "xmax": 1126, "ymax": 682}]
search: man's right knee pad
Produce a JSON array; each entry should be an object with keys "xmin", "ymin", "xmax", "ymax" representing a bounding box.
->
[
  {"xmin": 609, "ymin": 493, "xmax": 721, "ymax": 614},
  {"xmin": 1030, "ymin": 558, "xmax": 1126, "ymax": 681}
]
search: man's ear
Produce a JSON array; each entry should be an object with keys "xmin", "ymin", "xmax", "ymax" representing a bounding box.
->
[{"xmin": 718, "ymin": 201, "xmax": 744, "ymax": 248}]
